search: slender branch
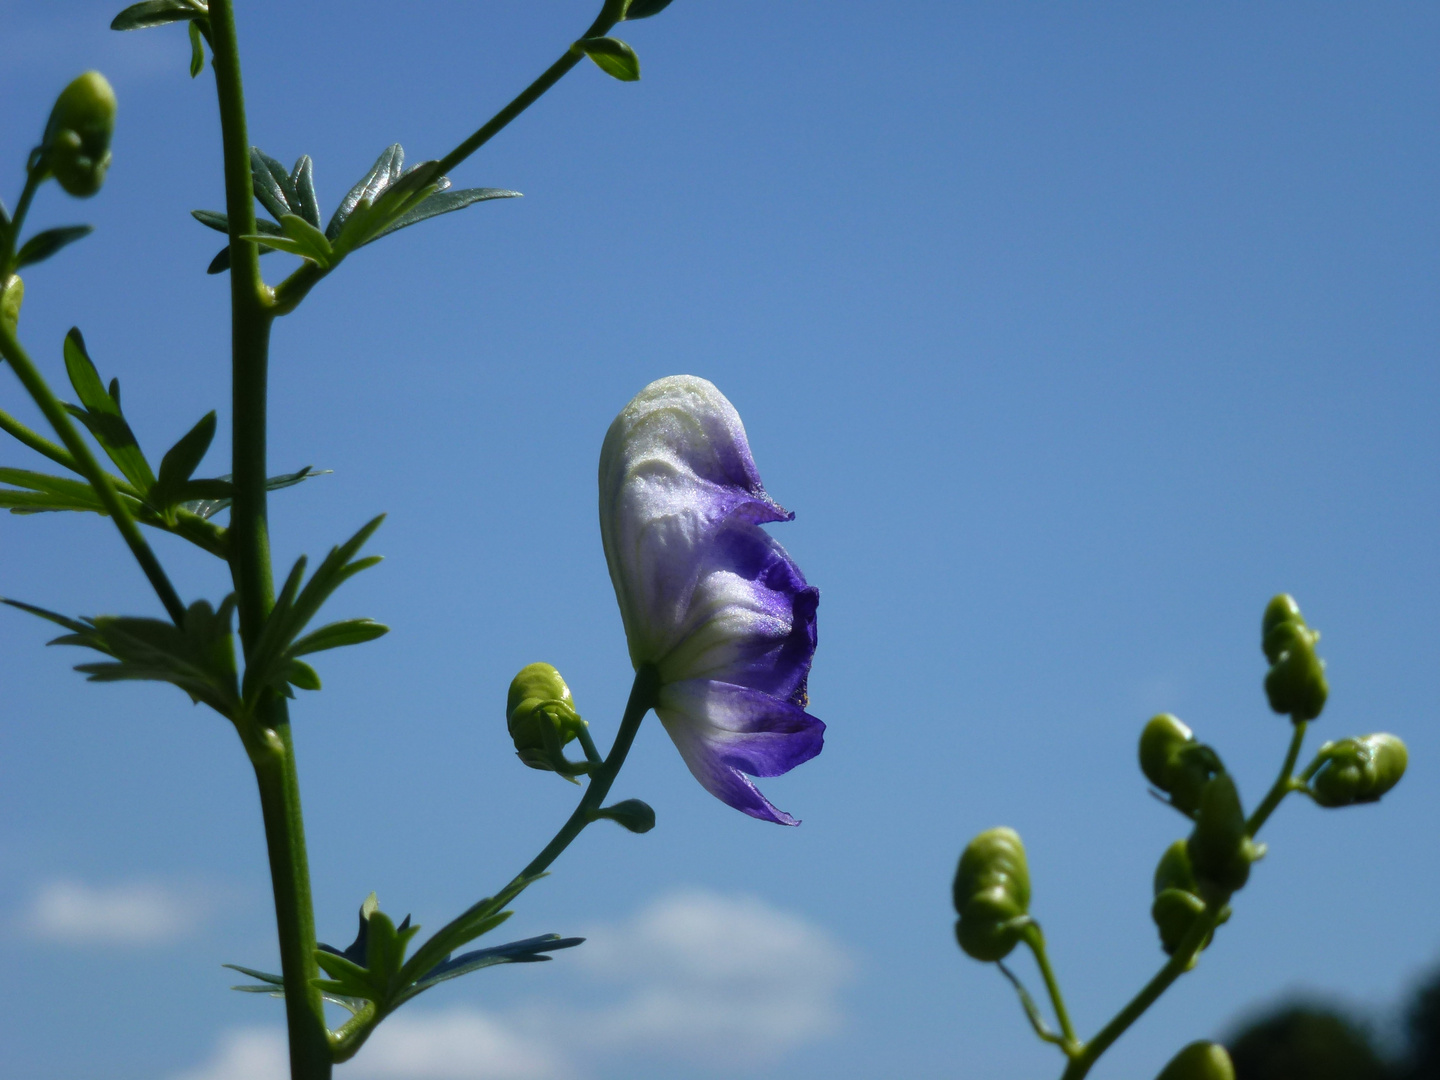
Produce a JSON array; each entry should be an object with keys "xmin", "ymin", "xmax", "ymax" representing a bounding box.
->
[
  {"xmin": 1246, "ymin": 721, "xmax": 1308, "ymax": 836},
  {"xmin": 1023, "ymin": 924, "xmax": 1079, "ymax": 1053},
  {"xmin": 0, "ymin": 404, "xmax": 81, "ymax": 471},
  {"xmin": 0, "ymin": 323, "xmax": 186, "ymax": 623},
  {"xmin": 1059, "ymin": 905, "xmax": 1228, "ymax": 1080},
  {"xmin": 1, "ymin": 167, "xmax": 44, "ymax": 273},
  {"xmin": 997, "ymin": 961, "xmax": 1068, "ymax": 1050}
]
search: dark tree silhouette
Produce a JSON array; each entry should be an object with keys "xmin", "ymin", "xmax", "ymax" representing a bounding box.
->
[{"xmin": 1226, "ymin": 1003, "xmax": 1389, "ymax": 1080}]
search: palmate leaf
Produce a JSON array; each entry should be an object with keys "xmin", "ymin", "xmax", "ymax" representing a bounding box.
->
[
  {"xmin": 111, "ymin": 0, "xmax": 208, "ymax": 31},
  {"xmin": 3, "ymin": 596, "xmax": 241, "ymax": 717},
  {"xmin": 62, "ymin": 328, "xmax": 155, "ymax": 493},
  {"xmin": 15, "ymin": 226, "xmax": 93, "ymax": 269}
]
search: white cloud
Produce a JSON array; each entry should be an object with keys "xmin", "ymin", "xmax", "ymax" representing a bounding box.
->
[
  {"xmin": 173, "ymin": 888, "xmax": 850, "ymax": 1079},
  {"xmin": 26, "ymin": 878, "xmax": 205, "ymax": 945},
  {"xmin": 172, "ymin": 1029, "xmax": 287, "ymax": 1080}
]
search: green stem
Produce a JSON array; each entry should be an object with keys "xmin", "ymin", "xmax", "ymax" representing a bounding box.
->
[
  {"xmin": 0, "ymin": 404, "xmax": 81, "ymax": 471},
  {"xmin": 0, "ymin": 322, "xmax": 186, "ymax": 623},
  {"xmin": 1023, "ymin": 924, "xmax": 1078, "ymax": 1052},
  {"xmin": 1, "ymin": 168, "xmax": 44, "ymax": 274},
  {"xmin": 206, "ymin": 3, "xmax": 327, "ymax": 1077},
  {"xmin": 1246, "ymin": 721, "xmax": 1308, "ymax": 836},
  {"xmin": 1059, "ymin": 905, "xmax": 1228, "ymax": 1080}
]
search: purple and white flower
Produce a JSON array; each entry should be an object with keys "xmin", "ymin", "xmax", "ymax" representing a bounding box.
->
[{"xmin": 599, "ymin": 376, "xmax": 823, "ymax": 825}]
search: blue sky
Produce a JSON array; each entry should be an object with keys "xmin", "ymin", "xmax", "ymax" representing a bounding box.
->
[{"xmin": 1, "ymin": 3, "xmax": 1436, "ymax": 1078}]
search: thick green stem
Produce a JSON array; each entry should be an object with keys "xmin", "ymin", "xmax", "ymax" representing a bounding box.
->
[
  {"xmin": 1058, "ymin": 905, "xmax": 1228, "ymax": 1080},
  {"xmin": 0, "ymin": 322, "xmax": 186, "ymax": 623},
  {"xmin": 207, "ymin": 3, "xmax": 327, "ymax": 1077}
]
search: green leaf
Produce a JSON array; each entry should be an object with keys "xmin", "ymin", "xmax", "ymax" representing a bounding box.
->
[
  {"xmin": 62, "ymin": 328, "xmax": 155, "ymax": 492},
  {"xmin": 111, "ymin": 0, "xmax": 207, "ymax": 31},
  {"xmin": 179, "ymin": 464, "xmax": 325, "ymax": 520},
  {"xmin": 368, "ymin": 187, "xmax": 521, "ymax": 243},
  {"xmin": 0, "ymin": 467, "xmax": 106, "ymax": 515},
  {"xmin": 575, "ymin": 37, "xmax": 641, "ymax": 81},
  {"xmin": 593, "ymin": 798, "xmax": 656, "ymax": 833},
  {"xmin": 151, "ymin": 411, "xmax": 216, "ymax": 514},
  {"xmin": 249, "ymin": 148, "xmax": 297, "ymax": 222},
  {"xmin": 624, "ymin": 0, "xmax": 675, "ymax": 18},
  {"xmin": 395, "ymin": 934, "xmax": 584, "ymax": 1006},
  {"xmin": 285, "ymin": 658, "xmax": 321, "ymax": 692},
  {"xmin": 289, "ymin": 618, "xmax": 389, "ymax": 657},
  {"xmin": 224, "ymin": 962, "xmax": 367, "ymax": 1014},
  {"xmin": 4, "ymin": 595, "xmax": 241, "ymax": 716},
  {"xmin": 188, "ymin": 19, "xmax": 205, "ymax": 77},
  {"xmin": 15, "ymin": 226, "xmax": 93, "ymax": 269},
  {"xmin": 395, "ymin": 874, "xmax": 544, "ymax": 991},
  {"xmin": 326, "ymin": 144, "xmax": 405, "ymax": 240},
  {"xmin": 290, "ymin": 156, "xmax": 322, "ymax": 228}
]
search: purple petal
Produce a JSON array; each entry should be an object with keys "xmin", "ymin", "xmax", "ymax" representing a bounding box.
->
[{"xmin": 657, "ymin": 679, "xmax": 825, "ymax": 826}]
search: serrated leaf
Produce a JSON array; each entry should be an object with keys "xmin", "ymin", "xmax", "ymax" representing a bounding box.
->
[
  {"xmin": 289, "ymin": 618, "xmax": 389, "ymax": 656},
  {"xmin": 15, "ymin": 226, "xmax": 93, "ymax": 269},
  {"xmin": 624, "ymin": 0, "xmax": 675, "ymax": 18},
  {"xmin": 188, "ymin": 19, "xmax": 205, "ymax": 76},
  {"xmin": 575, "ymin": 37, "xmax": 641, "ymax": 81},
  {"xmin": 62, "ymin": 329, "xmax": 155, "ymax": 492},
  {"xmin": 327, "ymin": 144, "xmax": 405, "ymax": 239},
  {"xmin": 111, "ymin": 0, "xmax": 207, "ymax": 31}
]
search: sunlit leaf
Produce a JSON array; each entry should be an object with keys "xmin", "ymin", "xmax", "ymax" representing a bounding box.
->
[
  {"xmin": 111, "ymin": 0, "xmax": 207, "ymax": 31},
  {"xmin": 575, "ymin": 37, "xmax": 641, "ymax": 81}
]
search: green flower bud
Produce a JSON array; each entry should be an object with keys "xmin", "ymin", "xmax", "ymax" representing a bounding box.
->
[
  {"xmin": 1260, "ymin": 594, "xmax": 1328, "ymax": 721},
  {"xmin": 1187, "ymin": 773, "xmax": 1260, "ymax": 897},
  {"xmin": 1139, "ymin": 714, "xmax": 1223, "ymax": 816},
  {"xmin": 1155, "ymin": 1041, "xmax": 1236, "ymax": 1080},
  {"xmin": 953, "ymin": 826, "xmax": 1031, "ymax": 962},
  {"xmin": 1310, "ymin": 733, "xmax": 1408, "ymax": 807},
  {"xmin": 41, "ymin": 72, "xmax": 116, "ymax": 197},
  {"xmin": 1151, "ymin": 840, "xmax": 1220, "ymax": 957},
  {"xmin": 506, "ymin": 663, "xmax": 589, "ymax": 778},
  {"xmin": 0, "ymin": 274, "xmax": 22, "ymax": 335}
]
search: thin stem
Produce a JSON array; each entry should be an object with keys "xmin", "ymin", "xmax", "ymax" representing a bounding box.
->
[
  {"xmin": 0, "ymin": 323, "xmax": 186, "ymax": 623},
  {"xmin": 1246, "ymin": 721, "xmax": 1308, "ymax": 836},
  {"xmin": 1023, "ymin": 924, "xmax": 1078, "ymax": 1052},
  {"xmin": 997, "ymin": 960, "xmax": 1068, "ymax": 1050},
  {"xmin": 1, "ymin": 168, "xmax": 44, "ymax": 273},
  {"xmin": 1059, "ymin": 904, "xmax": 1228, "ymax": 1080},
  {"xmin": 0, "ymin": 404, "xmax": 81, "ymax": 471},
  {"xmin": 576, "ymin": 723, "xmax": 604, "ymax": 766}
]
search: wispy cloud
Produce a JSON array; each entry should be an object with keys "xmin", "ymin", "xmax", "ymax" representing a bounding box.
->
[
  {"xmin": 26, "ymin": 878, "xmax": 207, "ymax": 945},
  {"xmin": 173, "ymin": 888, "xmax": 851, "ymax": 1079}
]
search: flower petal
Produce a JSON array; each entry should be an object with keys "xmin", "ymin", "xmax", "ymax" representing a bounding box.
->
[
  {"xmin": 657, "ymin": 679, "xmax": 825, "ymax": 826},
  {"xmin": 600, "ymin": 376, "xmax": 790, "ymax": 667}
]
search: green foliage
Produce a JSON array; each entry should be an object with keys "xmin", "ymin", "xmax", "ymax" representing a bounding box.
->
[
  {"xmin": 111, "ymin": 0, "xmax": 209, "ymax": 31},
  {"xmin": 15, "ymin": 226, "xmax": 93, "ymax": 269},
  {"xmin": 624, "ymin": 0, "xmax": 677, "ymax": 19},
  {"xmin": 61, "ymin": 327, "xmax": 155, "ymax": 491},
  {"xmin": 575, "ymin": 36, "xmax": 642, "ymax": 81},
  {"xmin": 594, "ymin": 798, "xmax": 656, "ymax": 833}
]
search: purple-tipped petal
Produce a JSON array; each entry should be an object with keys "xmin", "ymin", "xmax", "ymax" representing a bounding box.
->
[{"xmin": 657, "ymin": 679, "xmax": 825, "ymax": 825}]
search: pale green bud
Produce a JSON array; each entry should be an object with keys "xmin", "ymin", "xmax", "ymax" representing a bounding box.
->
[
  {"xmin": 953, "ymin": 827, "xmax": 1031, "ymax": 962},
  {"xmin": 505, "ymin": 663, "xmax": 589, "ymax": 777},
  {"xmin": 1187, "ymin": 773, "xmax": 1261, "ymax": 898},
  {"xmin": 41, "ymin": 72, "xmax": 116, "ymax": 197},
  {"xmin": 1139, "ymin": 714, "xmax": 1222, "ymax": 817},
  {"xmin": 1155, "ymin": 1041, "xmax": 1235, "ymax": 1080},
  {"xmin": 1261, "ymin": 594, "xmax": 1328, "ymax": 721},
  {"xmin": 0, "ymin": 274, "xmax": 22, "ymax": 335},
  {"xmin": 1310, "ymin": 733, "xmax": 1407, "ymax": 807}
]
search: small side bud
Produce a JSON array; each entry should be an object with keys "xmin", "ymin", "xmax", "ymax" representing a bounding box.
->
[
  {"xmin": 593, "ymin": 798, "xmax": 656, "ymax": 833},
  {"xmin": 953, "ymin": 827, "xmax": 1031, "ymax": 962},
  {"xmin": 41, "ymin": 72, "xmax": 117, "ymax": 197},
  {"xmin": 1261, "ymin": 594, "xmax": 1328, "ymax": 721},
  {"xmin": 506, "ymin": 663, "xmax": 589, "ymax": 779},
  {"xmin": 0, "ymin": 274, "xmax": 22, "ymax": 335},
  {"xmin": 1140, "ymin": 714, "xmax": 1223, "ymax": 816},
  {"xmin": 1155, "ymin": 1041, "xmax": 1236, "ymax": 1080},
  {"xmin": 1310, "ymin": 734, "xmax": 1407, "ymax": 807},
  {"xmin": 1187, "ymin": 773, "xmax": 1260, "ymax": 898}
]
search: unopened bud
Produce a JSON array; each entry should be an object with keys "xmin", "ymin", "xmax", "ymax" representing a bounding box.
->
[
  {"xmin": 0, "ymin": 274, "xmax": 22, "ymax": 335},
  {"xmin": 1310, "ymin": 733, "xmax": 1407, "ymax": 807},
  {"xmin": 506, "ymin": 663, "xmax": 589, "ymax": 778},
  {"xmin": 41, "ymin": 72, "xmax": 116, "ymax": 197},
  {"xmin": 953, "ymin": 826, "xmax": 1031, "ymax": 962},
  {"xmin": 1261, "ymin": 594, "xmax": 1328, "ymax": 721},
  {"xmin": 1140, "ymin": 714, "xmax": 1223, "ymax": 816},
  {"xmin": 1187, "ymin": 773, "xmax": 1260, "ymax": 897},
  {"xmin": 1155, "ymin": 1041, "xmax": 1235, "ymax": 1080}
]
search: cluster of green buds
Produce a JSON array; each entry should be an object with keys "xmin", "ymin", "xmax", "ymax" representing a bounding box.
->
[
  {"xmin": 36, "ymin": 72, "xmax": 116, "ymax": 197},
  {"xmin": 1309, "ymin": 733, "xmax": 1407, "ymax": 807},
  {"xmin": 1261, "ymin": 594, "xmax": 1328, "ymax": 721},
  {"xmin": 952, "ymin": 827, "xmax": 1031, "ymax": 962},
  {"xmin": 505, "ymin": 663, "xmax": 592, "ymax": 780},
  {"xmin": 1155, "ymin": 1041, "xmax": 1235, "ymax": 1080},
  {"xmin": 1151, "ymin": 840, "xmax": 1227, "ymax": 960}
]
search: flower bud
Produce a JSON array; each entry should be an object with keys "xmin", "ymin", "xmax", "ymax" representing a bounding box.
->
[
  {"xmin": 1139, "ymin": 714, "xmax": 1223, "ymax": 817},
  {"xmin": 0, "ymin": 274, "xmax": 22, "ymax": 335},
  {"xmin": 1151, "ymin": 840, "xmax": 1208, "ymax": 956},
  {"xmin": 506, "ymin": 663, "xmax": 589, "ymax": 777},
  {"xmin": 40, "ymin": 72, "xmax": 116, "ymax": 197},
  {"xmin": 953, "ymin": 827, "xmax": 1031, "ymax": 962},
  {"xmin": 1187, "ymin": 773, "xmax": 1260, "ymax": 897},
  {"xmin": 1260, "ymin": 594, "xmax": 1327, "ymax": 721},
  {"xmin": 1155, "ymin": 1041, "xmax": 1235, "ymax": 1080},
  {"xmin": 1310, "ymin": 734, "xmax": 1407, "ymax": 808}
]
